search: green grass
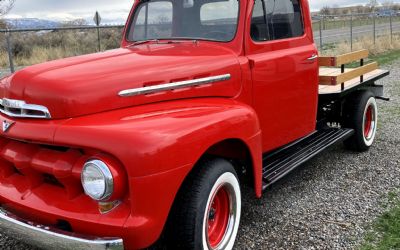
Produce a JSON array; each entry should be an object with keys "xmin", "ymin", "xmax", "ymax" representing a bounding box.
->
[
  {"xmin": 369, "ymin": 49, "xmax": 400, "ymax": 66},
  {"xmin": 345, "ymin": 49, "xmax": 400, "ymax": 68},
  {"xmin": 360, "ymin": 191, "xmax": 400, "ymax": 250}
]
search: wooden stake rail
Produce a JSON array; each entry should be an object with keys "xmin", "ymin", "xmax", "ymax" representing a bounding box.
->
[{"xmin": 318, "ymin": 50, "xmax": 378, "ymax": 90}]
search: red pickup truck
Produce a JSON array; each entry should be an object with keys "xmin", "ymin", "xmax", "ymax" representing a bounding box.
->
[{"xmin": 0, "ymin": 0, "xmax": 389, "ymax": 249}]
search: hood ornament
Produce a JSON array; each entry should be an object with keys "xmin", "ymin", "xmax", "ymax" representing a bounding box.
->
[{"xmin": 2, "ymin": 120, "xmax": 14, "ymax": 133}]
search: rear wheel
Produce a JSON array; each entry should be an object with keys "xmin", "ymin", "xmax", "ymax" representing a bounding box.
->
[
  {"xmin": 166, "ymin": 158, "xmax": 241, "ymax": 250},
  {"xmin": 343, "ymin": 91, "xmax": 378, "ymax": 152}
]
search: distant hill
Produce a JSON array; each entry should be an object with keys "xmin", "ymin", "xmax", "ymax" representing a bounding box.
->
[
  {"xmin": 5, "ymin": 18, "xmax": 61, "ymax": 29},
  {"xmin": 4, "ymin": 17, "xmax": 125, "ymax": 29}
]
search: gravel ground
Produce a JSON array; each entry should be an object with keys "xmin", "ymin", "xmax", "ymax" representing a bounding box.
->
[
  {"xmin": 236, "ymin": 60, "xmax": 400, "ymax": 249},
  {"xmin": 0, "ymin": 60, "xmax": 399, "ymax": 249}
]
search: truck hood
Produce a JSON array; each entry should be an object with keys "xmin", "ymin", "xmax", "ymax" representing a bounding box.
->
[{"xmin": 0, "ymin": 42, "xmax": 241, "ymax": 119}]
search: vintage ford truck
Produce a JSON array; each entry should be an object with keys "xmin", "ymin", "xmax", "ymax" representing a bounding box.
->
[{"xmin": 0, "ymin": 0, "xmax": 389, "ymax": 249}]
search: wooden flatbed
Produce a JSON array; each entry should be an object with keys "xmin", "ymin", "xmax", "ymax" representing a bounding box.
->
[{"xmin": 318, "ymin": 50, "xmax": 389, "ymax": 96}]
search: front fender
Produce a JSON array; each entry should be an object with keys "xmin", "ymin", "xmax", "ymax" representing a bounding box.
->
[{"xmin": 54, "ymin": 98, "xmax": 262, "ymax": 248}]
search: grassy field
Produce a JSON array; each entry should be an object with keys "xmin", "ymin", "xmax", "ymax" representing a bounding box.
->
[
  {"xmin": 0, "ymin": 27, "xmax": 123, "ymax": 68},
  {"xmin": 321, "ymin": 34, "xmax": 400, "ymax": 57}
]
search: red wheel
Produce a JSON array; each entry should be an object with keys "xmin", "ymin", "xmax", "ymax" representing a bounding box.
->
[
  {"xmin": 364, "ymin": 105, "xmax": 373, "ymax": 138},
  {"xmin": 207, "ymin": 186, "xmax": 230, "ymax": 247},
  {"xmin": 362, "ymin": 101, "xmax": 377, "ymax": 145},
  {"xmin": 202, "ymin": 172, "xmax": 240, "ymax": 250},
  {"xmin": 344, "ymin": 91, "xmax": 378, "ymax": 151},
  {"xmin": 166, "ymin": 158, "xmax": 241, "ymax": 250}
]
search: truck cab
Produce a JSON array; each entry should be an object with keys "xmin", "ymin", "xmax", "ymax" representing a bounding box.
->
[{"xmin": 0, "ymin": 0, "xmax": 388, "ymax": 249}]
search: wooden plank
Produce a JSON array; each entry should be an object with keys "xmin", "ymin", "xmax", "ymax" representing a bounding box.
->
[
  {"xmin": 319, "ymin": 62, "xmax": 378, "ymax": 85},
  {"xmin": 336, "ymin": 62, "xmax": 378, "ymax": 83},
  {"xmin": 319, "ymin": 67, "xmax": 352, "ymax": 76},
  {"xmin": 318, "ymin": 56, "xmax": 336, "ymax": 67},
  {"xmin": 319, "ymin": 69, "xmax": 386, "ymax": 94},
  {"xmin": 319, "ymin": 49, "xmax": 369, "ymax": 67},
  {"xmin": 336, "ymin": 49, "xmax": 369, "ymax": 66}
]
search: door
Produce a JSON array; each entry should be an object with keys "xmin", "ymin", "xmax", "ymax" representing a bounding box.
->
[{"xmin": 246, "ymin": 0, "xmax": 319, "ymax": 152}]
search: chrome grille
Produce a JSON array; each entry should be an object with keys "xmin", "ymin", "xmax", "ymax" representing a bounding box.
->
[{"xmin": 0, "ymin": 98, "xmax": 51, "ymax": 119}]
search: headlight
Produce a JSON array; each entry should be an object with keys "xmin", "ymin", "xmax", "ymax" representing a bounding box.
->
[{"xmin": 81, "ymin": 160, "xmax": 114, "ymax": 201}]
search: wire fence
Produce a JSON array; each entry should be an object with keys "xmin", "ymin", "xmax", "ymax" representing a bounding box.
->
[
  {"xmin": 313, "ymin": 13, "xmax": 400, "ymax": 50},
  {"xmin": 1, "ymin": 12, "xmax": 400, "ymax": 74}
]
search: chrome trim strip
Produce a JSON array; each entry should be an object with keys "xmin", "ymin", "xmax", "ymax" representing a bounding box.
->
[
  {"xmin": 119, "ymin": 74, "xmax": 231, "ymax": 97},
  {"xmin": 0, "ymin": 98, "xmax": 51, "ymax": 119},
  {"xmin": 0, "ymin": 207, "xmax": 124, "ymax": 250}
]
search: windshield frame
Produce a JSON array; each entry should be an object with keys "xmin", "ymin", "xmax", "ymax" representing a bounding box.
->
[{"xmin": 125, "ymin": 0, "xmax": 241, "ymax": 44}]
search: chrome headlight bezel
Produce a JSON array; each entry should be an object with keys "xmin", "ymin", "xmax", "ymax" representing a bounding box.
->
[{"xmin": 81, "ymin": 160, "xmax": 114, "ymax": 201}]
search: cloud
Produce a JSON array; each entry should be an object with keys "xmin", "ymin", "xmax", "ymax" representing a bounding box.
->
[
  {"xmin": 6, "ymin": 0, "xmax": 133, "ymax": 23},
  {"xmin": 4, "ymin": 0, "xmax": 400, "ymax": 21}
]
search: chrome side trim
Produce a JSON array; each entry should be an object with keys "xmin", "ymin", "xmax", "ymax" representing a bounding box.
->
[
  {"xmin": 119, "ymin": 74, "xmax": 231, "ymax": 97},
  {"xmin": 0, "ymin": 207, "xmax": 124, "ymax": 250},
  {"xmin": 0, "ymin": 98, "xmax": 51, "ymax": 119}
]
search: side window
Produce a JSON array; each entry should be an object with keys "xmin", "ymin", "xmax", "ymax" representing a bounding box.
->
[
  {"xmin": 200, "ymin": 0, "xmax": 239, "ymax": 41},
  {"xmin": 251, "ymin": 0, "xmax": 304, "ymax": 42}
]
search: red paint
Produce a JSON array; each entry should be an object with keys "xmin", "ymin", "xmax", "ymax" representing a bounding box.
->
[
  {"xmin": 0, "ymin": 0, "xmax": 318, "ymax": 249},
  {"xmin": 245, "ymin": 0, "xmax": 318, "ymax": 152},
  {"xmin": 364, "ymin": 106, "xmax": 373, "ymax": 137},
  {"xmin": 207, "ymin": 187, "xmax": 229, "ymax": 248}
]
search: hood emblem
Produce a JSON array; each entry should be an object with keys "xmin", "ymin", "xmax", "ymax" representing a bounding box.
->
[{"xmin": 2, "ymin": 120, "xmax": 14, "ymax": 133}]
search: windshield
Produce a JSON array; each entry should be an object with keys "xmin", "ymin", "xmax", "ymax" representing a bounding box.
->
[{"xmin": 127, "ymin": 0, "xmax": 240, "ymax": 42}]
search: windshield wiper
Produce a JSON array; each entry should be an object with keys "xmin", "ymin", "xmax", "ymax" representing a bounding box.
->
[{"xmin": 128, "ymin": 39, "xmax": 159, "ymax": 47}]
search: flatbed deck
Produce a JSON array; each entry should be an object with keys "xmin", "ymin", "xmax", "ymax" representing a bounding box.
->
[
  {"xmin": 317, "ymin": 49, "xmax": 389, "ymax": 97},
  {"xmin": 319, "ymin": 68, "xmax": 389, "ymax": 95}
]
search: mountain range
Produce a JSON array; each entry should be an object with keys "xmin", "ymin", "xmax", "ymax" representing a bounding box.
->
[
  {"xmin": 4, "ymin": 18, "xmax": 61, "ymax": 29},
  {"xmin": 4, "ymin": 18, "xmax": 126, "ymax": 29}
]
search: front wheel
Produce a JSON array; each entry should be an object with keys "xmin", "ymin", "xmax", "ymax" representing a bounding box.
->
[{"xmin": 166, "ymin": 158, "xmax": 241, "ymax": 250}]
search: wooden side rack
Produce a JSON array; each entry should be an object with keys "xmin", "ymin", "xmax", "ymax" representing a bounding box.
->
[{"xmin": 318, "ymin": 50, "xmax": 385, "ymax": 94}]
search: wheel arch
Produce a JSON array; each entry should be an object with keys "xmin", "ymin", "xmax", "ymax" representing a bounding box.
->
[{"xmin": 201, "ymin": 138, "xmax": 256, "ymax": 190}]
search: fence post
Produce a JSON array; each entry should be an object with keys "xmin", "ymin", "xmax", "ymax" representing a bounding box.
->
[
  {"xmin": 390, "ymin": 13, "xmax": 393, "ymax": 43},
  {"xmin": 5, "ymin": 30, "xmax": 15, "ymax": 73},
  {"xmin": 350, "ymin": 14, "xmax": 353, "ymax": 51},
  {"xmin": 319, "ymin": 19, "xmax": 323, "ymax": 48},
  {"xmin": 96, "ymin": 26, "xmax": 101, "ymax": 52},
  {"xmin": 373, "ymin": 14, "xmax": 376, "ymax": 45}
]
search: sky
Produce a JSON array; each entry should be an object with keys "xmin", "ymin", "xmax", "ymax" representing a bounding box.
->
[{"xmin": 3, "ymin": 0, "xmax": 400, "ymax": 23}]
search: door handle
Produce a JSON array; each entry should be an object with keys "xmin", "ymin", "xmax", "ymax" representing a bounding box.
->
[{"xmin": 307, "ymin": 54, "xmax": 318, "ymax": 61}]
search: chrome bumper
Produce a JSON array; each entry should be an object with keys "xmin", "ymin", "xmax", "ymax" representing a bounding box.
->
[{"xmin": 0, "ymin": 208, "xmax": 124, "ymax": 250}]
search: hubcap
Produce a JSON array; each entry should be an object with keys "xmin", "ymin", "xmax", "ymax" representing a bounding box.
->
[
  {"xmin": 207, "ymin": 187, "xmax": 230, "ymax": 248},
  {"xmin": 364, "ymin": 105, "xmax": 373, "ymax": 138},
  {"xmin": 363, "ymin": 101, "xmax": 376, "ymax": 143}
]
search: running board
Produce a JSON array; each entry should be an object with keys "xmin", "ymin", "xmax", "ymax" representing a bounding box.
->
[{"xmin": 262, "ymin": 128, "xmax": 354, "ymax": 190}]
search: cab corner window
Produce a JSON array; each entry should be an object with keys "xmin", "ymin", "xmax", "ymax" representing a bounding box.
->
[{"xmin": 251, "ymin": 0, "xmax": 304, "ymax": 42}]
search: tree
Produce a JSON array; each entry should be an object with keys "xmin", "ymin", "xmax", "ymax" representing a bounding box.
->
[
  {"xmin": 366, "ymin": 0, "xmax": 379, "ymax": 12},
  {"xmin": 0, "ymin": 0, "xmax": 15, "ymax": 17},
  {"xmin": 381, "ymin": 1, "xmax": 395, "ymax": 10},
  {"xmin": 62, "ymin": 19, "xmax": 88, "ymax": 27},
  {"xmin": 0, "ymin": 0, "xmax": 15, "ymax": 28},
  {"xmin": 320, "ymin": 6, "xmax": 332, "ymax": 16}
]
